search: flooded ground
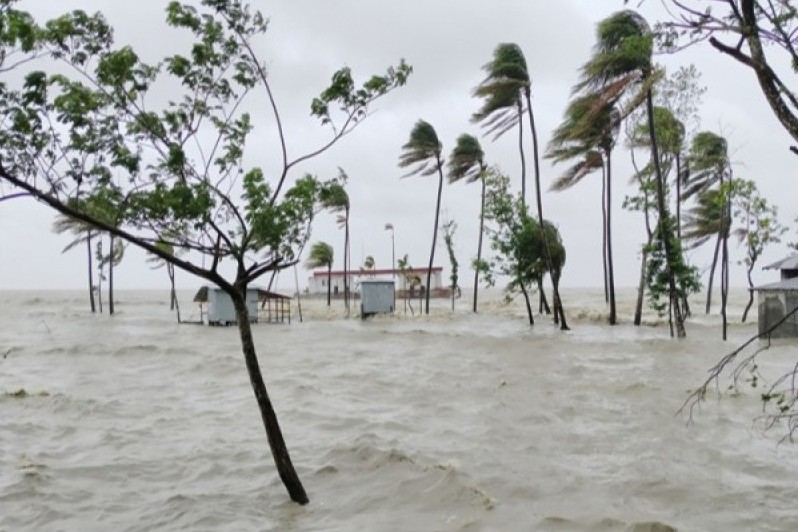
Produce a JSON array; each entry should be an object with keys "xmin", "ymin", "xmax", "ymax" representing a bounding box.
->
[{"xmin": 2, "ymin": 288, "xmax": 797, "ymax": 531}]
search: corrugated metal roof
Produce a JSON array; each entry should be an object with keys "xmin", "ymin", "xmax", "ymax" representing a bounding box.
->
[
  {"xmin": 763, "ymin": 254, "xmax": 798, "ymax": 270},
  {"xmin": 754, "ymin": 278, "xmax": 798, "ymax": 291}
]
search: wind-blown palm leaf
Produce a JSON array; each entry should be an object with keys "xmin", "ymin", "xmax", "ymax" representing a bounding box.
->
[
  {"xmin": 305, "ymin": 241, "xmax": 334, "ymax": 269},
  {"xmin": 471, "ymin": 43, "xmax": 529, "ymax": 139},
  {"xmin": 550, "ymin": 150, "xmax": 604, "ymax": 191},
  {"xmin": 681, "ymin": 188, "xmax": 730, "ymax": 249}
]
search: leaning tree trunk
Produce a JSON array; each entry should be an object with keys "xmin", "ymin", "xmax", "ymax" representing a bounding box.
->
[
  {"xmin": 646, "ymin": 89, "xmax": 685, "ymax": 338},
  {"xmin": 634, "ymin": 245, "xmax": 649, "ymax": 326},
  {"xmin": 109, "ymin": 234, "xmax": 115, "ymax": 316},
  {"xmin": 538, "ymin": 279, "xmax": 551, "ymax": 314},
  {"xmin": 742, "ymin": 259, "xmax": 756, "ymax": 323},
  {"xmin": 425, "ymin": 163, "xmax": 444, "ymax": 315},
  {"xmin": 231, "ymin": 287, "xmax": 308, "ymax": 504},
  {"xmin": 87, "ymin": 231, "xmax": 96, "ymax": 313},
  {"xmin": 326, "ymin": 265, "xmax": 332, "ymax": 307},
  {"xmin": 705, "ymin": 233, "xmax": 722, "ymax": 314},
  {"xmin": 601, "ymin": 166, "xmax": 609, "ymax": 304},
  {"xmin": 605, "ymin": 149, "xmax": 617, "ymax": 325},
  {"xmin": 526, "ymin": 94, "xmax": 565, "ymax": 328},
  {"xmin": 721, "ymin": 230, "xmax": 729, "ymax": 341},
  {"xmin": 519, "ymin": 282, "xmax": 535, "ymax": 325},
  {"xmin": 473, "ymin": 178, "xmax": 486, "ymax": 313}
]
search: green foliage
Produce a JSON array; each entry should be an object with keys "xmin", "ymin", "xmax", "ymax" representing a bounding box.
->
[
  {"xmin": 0, "ymin": 1, "xmax": 410, "ymax": 289},
  {"xmin": 730, "ymin": 178, "xmax": 785, "ymax": 270},
  {"xmin": 644, "ymin": 215, "xmax": 701, "ymax": 316},
  {"xmin": 481, "ymin": 169, "xmax": 566, "ymax": 301},
  {"xmin": 471, "ymin": 43, "xmax": 530, "ymax": 139}
]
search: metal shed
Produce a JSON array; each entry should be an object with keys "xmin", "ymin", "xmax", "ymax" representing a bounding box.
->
[
  {"xmin": 360, "ymin": 279, "xmax": 395, "ymax": 319},
  {"xmin": 754, "ymin": 277, "xmax": 798, "ymax": 338},
  {"xmin": 193, "ymin": 286, "xmax": 260, "ymax": 326}
]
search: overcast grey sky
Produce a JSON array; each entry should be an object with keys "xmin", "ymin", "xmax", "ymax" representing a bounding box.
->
[{"xmin": 1, "ymin": 1, "xmax": 796, "ymax": 292}]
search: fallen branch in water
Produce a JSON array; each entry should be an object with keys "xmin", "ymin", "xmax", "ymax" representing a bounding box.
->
[{"xmin": 678, "ymin": 305, "xmax": 798, "ymax": 441}]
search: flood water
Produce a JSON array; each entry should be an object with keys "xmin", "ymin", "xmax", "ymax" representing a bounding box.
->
[{"xmin": 2, "ymin": 288, "xmax": 798, "ymax": 531}]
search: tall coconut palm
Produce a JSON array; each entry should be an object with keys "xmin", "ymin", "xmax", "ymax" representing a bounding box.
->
[
  {"xmin": 683, "ymin": 130, "xmax": 730, "ymax": 315},
  {"xmin": 472, "ymin": 43, "xmax": 561, "ymax": 323},
  {"xmin": 579, "ymin": 10, "xmax": 686, "ymax": 337},
  {"xmin": 319, "ymin": 173, "xmax": 351, "ymax": 315},
  {"xmin": 547, "ymin": 92, "xmax": 619, "ymax": 324},
  {"xmin": 305, "ymin": 241, "xmax": 334, "ymax": 306},
  {"xmin": 447, "ymin": 133, "xmax": 488, "ymax": 313},
  {"xmin": 398, "ymin": 119, "xmax": 444, "ymax": 315}
]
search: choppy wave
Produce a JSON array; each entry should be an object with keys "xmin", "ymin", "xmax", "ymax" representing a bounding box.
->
[{"xmin": 2, "ymin": 288, "xmax": 798, "ymax": 531}]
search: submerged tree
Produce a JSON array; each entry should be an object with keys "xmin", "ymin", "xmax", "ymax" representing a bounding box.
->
[
  {"xmin": 0, "ymin": 1, "xmax": 410, "ymax": 504},
  {"xmin": 146, "ymin": 240, "xmax": 182, "ymax": 322},
  {"xmin": 447, "ymin": 133, "xmax": 487, "ymax": 313},
  {"xmin": 398, "ymin": 119, "xmax": 444, "ymax": 315}
]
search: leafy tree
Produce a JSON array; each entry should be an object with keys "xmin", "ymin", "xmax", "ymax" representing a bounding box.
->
[
  {"xmin": 447, "ymin": 133, "xmax": 487, "ymax": 313},
  {"xmin": 0, "ymin": 1, "xmax": 410, "ymax": 504},
  {"xmin": 625, "ymin": 104, "xmax": 689, "ymax": 324},
  {"xmin": 580, "ymin": 10, "xmax": 687, "ymax": 337},
  {"xmin": 398, "ymin": 119, "xmax": 444, "ymax": 315},
  {"xmin": 397, "ymin": 254, "xmax": 421, "ymax": 315},
  {"xmin": 731, "ymin": 178, "xmax": 786, "ymax": 322},
  {"xmin": 363, "ymin": 255, "xmax": 375, "ymax": 271},
  {"xmin": 651, "ymin": 0, "xmax": 798, "ymax": 148},
  {"xmin": 481, "ymin": 170, "xmax": 567, "ymax": 327},
  {"xmin": 305, "ymin": 241, "xmax": 334, "ymax": 307}
]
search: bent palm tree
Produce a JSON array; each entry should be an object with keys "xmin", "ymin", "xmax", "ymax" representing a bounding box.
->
[
  {"xmin": 547, "ymin": 92, "xmax": 619, "ymax": 324},
  {"xmin": 305, "ymin": 241, "xmax": 334, "ymax": 306},
  {"xmin": 473, "ymin": 42, "xmax": 564, "ymax": 325},
  {"xmin": 319, "ymin": 173, "xmax": 351, "ymax": 315},
  {"xmin": 447, "ymin": 133, "xmax": 487, "ymax": 313},
  {"xmin": 398, "ymin": 119, "xmax": 444, "ymax": 315},
  {"xmin": 580, "ymin": 10, "xmax": 686, "ymax": 337}
]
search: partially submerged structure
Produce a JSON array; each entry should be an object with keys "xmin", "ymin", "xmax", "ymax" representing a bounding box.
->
[
  {"xmin": 360, "ymin": 279, "xmax": 395, "ymax": 319},
  {"xmin": 754, "ymin": 254, "xmax": 798, "ymax": 338},
  {"xmin": 192, "ymin": 286, "xmax": 292, "ymax": 326}
]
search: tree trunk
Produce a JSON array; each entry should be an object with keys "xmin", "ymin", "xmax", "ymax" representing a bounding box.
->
[
  {"xmin": 293, "ymin": 264, "xmax": 304, "ymax": 323},
  {"xmin": 169, "ymin": 264, "xmax": 181, "ymax": 323},
  {"xmin": 721, "ymin": 232, "xmax": 729, "ymax": 341},
  {"xmin": 97, "ymin": 240, "xmax": 103, "ymax": 314},
  {"xmin": 473, "ymin": 178, "xmax": 486, "ymax": 313},
  {"xmin": 343, "ymin": 212, "xmax": 350, "ymax": 316},
  {"xmin": 109, "ymin": 234, "xmax": 115, "ymax": 316},
  {"xmin": 326, "ymin": 265, "xmax": 331, "ymax": 306},
  {"xmin": 634, "ymin": 246, "xmax": 648, "ymax": 326},
  {"xmin": 526, "ymin": 94, "xmax": 564, "ymax": 327},
  {"xmin": 230, "ymin": 289, "xmax": 308, "ymax": 505},
  {"xmin": 676, "ymin": 153, "xmax": 683, "ymax": 240},
  {"xmin": 646, "ymin": 89, "xmax": 685, "ymax": 338},
  {"xmin": 425, "ymin": 163, "xmax": 444, "ymax": 315},
  {"xmin": 517, "ymin": 100, "xmax": 527, "ymax": 208},
  {"xmin": 605, "ymin": 149, "xmax": 616, "ymax": 325},
  {"xmin": 601, "ymin": 166, "xmax": 609, "ymax": 304},
  {"xmin": 520, "ymin": 282, "xmax": 534, "ymax": 325},
  {"xmin": 705, "ymin": 233, "xmax": 722, "ymax": 314},
  {"xmin": 538, "ymin": 278, "xmax": 551, "ymax": 314},
  {"xmin": 87, "ymin": 231, "xmax": 96, "ymax": 313}
]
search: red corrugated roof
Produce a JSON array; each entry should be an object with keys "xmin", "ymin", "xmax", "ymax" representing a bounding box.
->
[{"xmin": 310, "ymin": 267, "xmax": 442, "ymax": 277}]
